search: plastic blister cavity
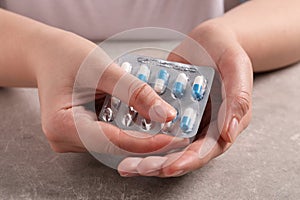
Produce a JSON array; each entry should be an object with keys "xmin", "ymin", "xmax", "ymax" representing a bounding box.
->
[{"xmin": 98, "ymin": 54, "xmax": 214, "ymax": 138}]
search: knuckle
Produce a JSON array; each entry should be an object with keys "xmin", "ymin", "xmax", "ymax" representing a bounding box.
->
[
  {"xmin": 131, "ymin": 82, "xmax": 156, "ymax": 106},
  {"xmin": 42, "ymin": 111, "xmax": 72, "ymax": 144},
  {"xmin": 42, "ymin": 118, "xmax": 60, "ymax": 144},
  {"xmin": 233, "ymin": 91, "xmax": 251, "ymax": 117},
  {"xmin": 49, "ymin": 143, "xmax": 67, "ymax": 153}
]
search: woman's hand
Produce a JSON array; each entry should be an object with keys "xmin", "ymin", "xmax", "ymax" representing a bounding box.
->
[
  {"xmin": 0, "ymin": 9, "xmax": 188, "ymax": 162},
  {"xmin": 35, "ymin": 31, "xmax": 189, "ymax": 154},
  {"xmin": 118, "ymin": 20, "xmax": 253, "ymax": 177}
]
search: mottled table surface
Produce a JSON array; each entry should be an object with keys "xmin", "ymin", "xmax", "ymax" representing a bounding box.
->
[{"xmin": 0, "ymin": 41, "xmax": 299, "ymax": 200}]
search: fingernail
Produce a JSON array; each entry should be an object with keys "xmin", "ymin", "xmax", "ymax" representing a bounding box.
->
[
  {"xmin": 228, "ymin": 118, "xmax": 239, "ymax": 143},
  {"xmin": 120, "ymin": 172, "xmax": 138, "ymax": 177},
  {"xmin": 120, "ymin": 172, "xmax": 129, "ymax": 177},
  {"xmin": 118, "ymin": 158, "xmax": 143, "ymax": 176},
  {"xmin": 170, "ymin": 170, "xmax": 185, "ymax": 177},
  {"xmin": 149, "ymin": 101, "xmax": 175, "ymax": 122},
  {"xmin": 144, "ymin": 170, "xmax": 160, "ymax": 176},
  {"xmin": 168, "ymin": 106, "xmax": 177, "ymax": 118}
]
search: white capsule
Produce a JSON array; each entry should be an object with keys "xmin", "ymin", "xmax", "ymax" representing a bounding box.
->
[
  {"xmin": 137, "ymin": 64, "xmax": 150, "ymax": 82},
  {"xmin": 192, "ymin": 75, "xmax": 207, "ymax": 101},
  {"xmin": 173, "ymin": 73, "xmax": 188, "ymax": 98},
  {"xmin": 154, "ymin": 69, "xmax": 169, "ymax": 94},
  {"xmin": 121, "ymin": 62, "xmax": 132, "ymax": 73},
  {"xmin": 180, "ymin": 108, "xmax": 196, "ymax": 133}
]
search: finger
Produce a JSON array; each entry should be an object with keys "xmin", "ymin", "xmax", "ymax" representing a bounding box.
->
[
  {"xmin": 160, "ymin": 140, "xmax": 227, "ymax": 177},
  {"xmin": 216, "ymin": 45, "xmax": 253, "ymax": 143},
  {"xmin": 118, "ymin": 156, "xmax": 168, "ymax": 177},
  {"xmin": 97, "ymin": 123, "xmax": 189, "ymax": 154},
  {"xmin": 118, "ymin": 157, "xmax": 143, "ymax": 177},
  {"xmin": 72, "ymin": 106, "xmax": 189, "ymax": 155},
  {"xmin": 159, "ymin": 123, "xmax": 229, "ymax": 177},
  {"xmin": 118, "ymin": 138, "xmax": 224, "ymax": 178},
  {"xmin": 99, "ymin": 63, "xmax": 177, "ymax": 123},
  {"xmin": 71, "ymin": 47, "xmax": 176, "ymax": 122},
  {"xmin": 117, "ymin": 122, "xmax": 229, "ymax": 177}
]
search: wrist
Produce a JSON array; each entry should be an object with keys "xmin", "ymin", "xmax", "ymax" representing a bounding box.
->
[
  {"xmin": 28, "ymin": 27, "xmax": 97, "ymax": 88},
  {"xmin": 190, "ymin": 19, "xmax": 241, "ymax": 63}
]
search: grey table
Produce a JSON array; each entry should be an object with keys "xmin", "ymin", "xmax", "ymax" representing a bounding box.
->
[{"xmin": 0, "ymin": 41, "xmax": 299, "ymax": 200}]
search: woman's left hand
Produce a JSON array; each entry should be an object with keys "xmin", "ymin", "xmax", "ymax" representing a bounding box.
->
[{"xmin": 118, "ymin": 20, "xmax": 253, "ymax": 177}]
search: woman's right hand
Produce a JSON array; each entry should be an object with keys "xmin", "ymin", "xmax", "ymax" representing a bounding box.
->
[{"xmin": 33, "ymin": 30, "xmax": 188, "ymax": 155}]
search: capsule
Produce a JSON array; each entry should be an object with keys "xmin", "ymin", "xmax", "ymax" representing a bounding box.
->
[
  {"xmin": 137, "ymin": 64, "xmax": 150, "ymax": 82},
  {"xmin": 154, "ymin": 69, "xmax": 169, "ymax": 94},
  {"xmin": 173, "ymin": 73, "xmax": 188, "ymax": 98},
  {"xmin": 180, "ymin": 108, "xmax": 196, "ymax": 133},
  {"xmin": 192, "ymin": 75, "xmax": 207, "ymax": 101},
  {"xmin": 120, "ymin": 62, "xmax": 133, "ymax": 73}
]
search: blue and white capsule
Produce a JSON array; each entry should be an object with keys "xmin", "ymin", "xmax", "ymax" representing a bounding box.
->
[
  {"xmin": 180, "ymin": 108, "xmax": 196, "ymax": 133},
  {"xmin": 192, "ymin": 75, "xmax": 207, "ymax": 101},
  {"xmin": 154, "ymin": 69, "xmax": 169, "ymax": 94},
  {"xmin": 173, "ymin": 73, "xmax": 188, "ymax": 98},
  {"xmin": 111, "ymin": 62, "xmax": 133, "ymax": 108},
  {"xmin": 137, "ymin": 64, "xmax": 150, "ymax": 82}
]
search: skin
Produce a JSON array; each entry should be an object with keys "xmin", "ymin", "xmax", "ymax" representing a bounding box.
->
[
  {"xmin": 0, "ymin": 0, "xmax": 300, "ymax": 177},
  {"xmin": 118, "ymin": 0, "xmax": 300, "ymax": 177},
  {"xmin": 0, "ymin": 9, "xmax": 186, "ymax": 154}
]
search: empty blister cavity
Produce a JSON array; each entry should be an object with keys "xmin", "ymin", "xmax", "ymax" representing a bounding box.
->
[
  {"xmin": 154, "ymin": 69, "xmax": 169, "ymax": 94},
  {"xmin": 137, "ymin": 64, "xmax": 150, "ymax": 82},
  {"xmin": 102, "ymin": 107, "xmax": 114, "ymax": 122},
  {"xmin": 123, "ymin": 113, "xmax": 134, "ymax": 127},
  {"xmin": 192, "ymin": 75, "xmax": 207, "ymax": 101},
  {"xmin": 128, "ymin": 106, "xmax": 138, "ymax": 119},
  {"xmin": 141, "ymin": 118, "xmax": 152, "ymax": 131},
  {"xmin": 180, "ymin": 107, "xmax": 196, "ymax": 133},
  {"xmin": 172, "ymin": 73, "xmax": 188, "ymax": 98},
  {"xmin": 122, "ymin": 106, "xmax": 138, "ymax": 127}
]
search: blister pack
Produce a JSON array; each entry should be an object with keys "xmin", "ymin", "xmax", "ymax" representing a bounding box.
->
[{"xmin": 98, "ymin": 54, "xmax": 215, "ymax": 138}]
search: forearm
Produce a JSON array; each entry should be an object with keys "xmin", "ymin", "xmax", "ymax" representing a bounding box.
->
[
  {"xmin": 0, "ymin": 9, "xmax": 95, "ymax": 88},
  {"xmin": 218, "ymin": 0, "xmax": 300, "ymax": 72},
  {"xmin": 0, "ymin": 9, "xmax": 48, "ymax": 87}
]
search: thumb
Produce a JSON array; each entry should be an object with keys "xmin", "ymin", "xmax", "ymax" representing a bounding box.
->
[
  {"xmin": 168, "ymin": 42, "xmax": 253, "ymax": 143},
  {"xmin": 217, "ymin": 46, "xmax": 253, "ymax": 143},
  {"xmin": 100, "ymin": 63, "xmax": 177, "ymax": 123}
]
